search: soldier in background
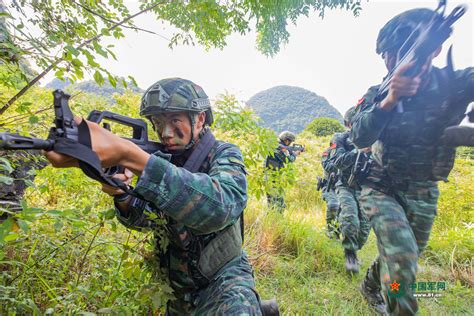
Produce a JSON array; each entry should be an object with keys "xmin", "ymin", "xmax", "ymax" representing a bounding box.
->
[
  {"xmin": 328, "ymin": 108, "xmax": 370, "ymax": 274},
  {"xmin": 0, "ymin": 150, "xmax": 46, "ymax": 221},
  {"xmin": 265, "ymin": 131, "xmax": 301, "ymax": 212},
  {"xmin": 352, "ymin": 8, "xmax": 474, "ymax": 315},
  {"xmin": 320, "ymin": 145, "xmax": 340, "ymax": 239}
]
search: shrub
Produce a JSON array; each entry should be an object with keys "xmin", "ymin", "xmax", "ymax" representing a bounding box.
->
[{"xmin": 304, "ymin": 117, "xmax": 344, "ymax": 137}]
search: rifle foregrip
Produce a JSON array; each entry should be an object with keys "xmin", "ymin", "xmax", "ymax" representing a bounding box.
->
[{"xmin": 0, "ymin": 133, "xmax": 54, "ymax": 150}]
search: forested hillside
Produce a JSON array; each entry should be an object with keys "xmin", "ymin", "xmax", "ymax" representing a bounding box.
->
[{"xmin": 247, "ymin": 85, "xmax": 343, "ymax": 133}]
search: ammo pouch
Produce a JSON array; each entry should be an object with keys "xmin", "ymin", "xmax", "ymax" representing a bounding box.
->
[{"xmin": 197, "ymin": 218, "xmax": 243, "ymax": 280}]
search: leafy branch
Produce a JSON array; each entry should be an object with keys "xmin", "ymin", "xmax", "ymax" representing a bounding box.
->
[{"xmin": 0, "ymin": 1, "xmax": 165, "ymax": 115}]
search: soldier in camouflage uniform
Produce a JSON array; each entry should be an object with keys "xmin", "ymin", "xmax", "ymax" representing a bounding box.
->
[
  {"xmin": 265, "ymin": 131, "xmax": 301, "ymax": 212},
  {"xmin": 45, "ymin": 78, "xmax": 263, "ymax": 315},
  {"xmin": 320, "ymin": 145, "xmax": 340, "ymax": 239},
  {"xmin": 327, "ymin": 108, "xmax": 370, "ymax": 274},
  {"xmin": 0, "ymin": 151, "xmax": 46, "ymax": 220},
  {"xmin": 351, "ymin": 9, "xmax": 474, "ymax": 315}
]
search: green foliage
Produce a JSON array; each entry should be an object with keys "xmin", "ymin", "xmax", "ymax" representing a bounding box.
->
[
  {"xmin": 247, "ymin": 85, "xmax": 343, "ymax": 133},
  {"xmin": 213, "ymin": 92, "xmax": 286, "ymax": 199},
  {"xmin": 305, "ymin": 117, "xmax": 345, "ymax": 137},
  {"xmin": 5, "ymin": 0, "xmax": 130, "ymax": 84},
  {"xmin": 146, "ymin": 0, "xmax": 361, "ymax": 56}
]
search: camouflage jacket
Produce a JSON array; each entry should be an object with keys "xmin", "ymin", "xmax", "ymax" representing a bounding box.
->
[
  {"xmin": 327, "ymin": 131, "xmax": 358, "ymax": 185},
  {"xmin": 265, "ymin": 141, "xmax": 297, "ymax": 170},
  {"xmin": 0, "ymin": 150, "xmax": 46, "ymax": 212},
  {"xmin": 351, "ymin": 67, "xmax": 474, "ymax": 184},
  {"xmin": 115, "ymin": 134, "xmax": 248, "ymax": 300},
  {"xmin": 321, "ymin": 146, "xmax": 335, "ymax": 178}
]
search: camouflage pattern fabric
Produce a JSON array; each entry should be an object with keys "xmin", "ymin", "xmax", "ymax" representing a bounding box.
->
[
  {"xmin": 322, "ymin": 190, "xmax": 339, "ymax": 232},
  {"xmin": 115, "ymin": 134, "xmax": 261, "ymax": 315},
  {"xmin": 266, "ymin": 194, "xmax": 285, "ymax": 213},
  {"xmin": 265, "ymin": 141, "xmax": 297, "ymax": 170},
  {"xmin": 329, "ymin": 131, "xmax": 357, "ymax": 186},
  {"xmin": 335, "ymin": 186, "xmax": 369, "ymax": 251},
  {"xmin": 351, "ymin": 67, "xmax": 473, "ymax": 315},
  {"xmin": 326, "ymin": 131, "xmax": 369, "ymax": 250},
  {"xmin": 321, "ymin": 146, "xmax": 340, "ymax": 231},
  {"xmin": 191, "ymin": 254, "xmax": 261, "ymax": 315},
  {"xmin": 358, "ymin": 181, "xmax": 439, "ymax": 315},
  {"xmin": 265, "ymin": 140, "xmax": 297, "ymax": 212},
  {"xmin": 0, "ymin": 150, "xmax": 46, "ymax": 214},
  {"xmin": 352, "ymin": 68, "xmax": 474, "ymax": 182}
]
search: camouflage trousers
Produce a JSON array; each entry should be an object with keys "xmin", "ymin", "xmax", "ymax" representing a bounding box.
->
[
  {"xmin": 322, "ymin": 190, "xmax": 340, "ymax": 232},
  {"xmin": 267, "ymin": 194, "xmax": 285, "ymax": 212},
  {"xmin": 358, "ymin": 181, "xmax": 439, "ymax": 315},
  {"xmin": 335, "ymin": 185, "xmax": 370, "ymax": 251},
  {"xmin": 167, "ymin": 253, "xmax": 262, "ymax": 315}
]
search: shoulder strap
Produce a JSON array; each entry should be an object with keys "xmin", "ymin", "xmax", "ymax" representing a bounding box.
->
[
  {"xmin": 182, "ymin": 131, "xmax": 216, "ymax": 173},
  {"xmin": 52, "ymin": 121, "xmax": 133, "ymax": 195}
]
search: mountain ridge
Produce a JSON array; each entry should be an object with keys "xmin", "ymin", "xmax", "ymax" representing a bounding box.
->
[{"xmin": 246, "ymin": 85, "xmax": 343, "ymax": 133}]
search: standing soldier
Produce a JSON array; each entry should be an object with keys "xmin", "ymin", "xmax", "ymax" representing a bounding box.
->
[
  {"xmin": 265, "ymin": 131, "xmax": 301, "ymax": 212},
  {"xmin": 352, "ymin": 8, "xmax": 474, "ymax": 315},
  {"xmin": 328, "ymin": 108, "xmax": 370, "ymax": 274},
  {"xmin": 44, "ymin": 78, "xmax": 265, "ymax": 315},
  {"xmin": 319, "ymin": 145, "xmax": 340, "ymax": 239}
]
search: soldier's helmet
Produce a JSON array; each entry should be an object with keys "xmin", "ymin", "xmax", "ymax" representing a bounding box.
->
[
  {"xmin": 376, "ymin": 8, "xmax": 435, "ymax": 55},
  {"xmin": 344, "ymin": 106, "xmax": 357, "ymax": 127},
  {"xmin": 140, "ymin": 78, "xmax": 213, "ymax": 126},
  {"xmin": 279, "ymin": 131, "xmax": 296, "ymax": 143}
]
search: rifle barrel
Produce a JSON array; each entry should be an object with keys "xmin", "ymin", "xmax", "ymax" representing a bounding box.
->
[{"xmin": 0, "ymin": 133, "xmax": 54, "ymax": 150}]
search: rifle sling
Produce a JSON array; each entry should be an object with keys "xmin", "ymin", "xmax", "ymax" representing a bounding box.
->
[
  {"xmin": 183, "ymin": 131, "xmax": 216, "ymax": 173},
  {"xmin": 52, "ymin": 121, "xmax": 133, "ymax": 194}
]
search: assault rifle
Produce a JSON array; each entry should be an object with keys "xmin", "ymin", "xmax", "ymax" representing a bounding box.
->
[
  {"xmin": 0, "ymin": 90, "xmax": 161, "ymax": 192},
  {"xmin": 374, "ymin": 0, "xmax": 466, "ymax": 110},
  {"xmin": 347, "ymin": 151, "xmax": 372, "ymax": 187},
  {"xmin": 316, "ymin": 176, "xmax": 327, "ymax": 191},
  {"xmin": 325, "ymin": 172, "xmax": 337, "ymax": 193},
  {"xmin": 441, "ymin": 109, "xmax": 474, "ymax": 147},
  {"xmin": 283, "ymin": 143, "xmax": 305, "ymax": 153}
]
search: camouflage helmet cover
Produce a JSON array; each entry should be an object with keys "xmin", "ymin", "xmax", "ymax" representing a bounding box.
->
[
  {"xmin": 278, "ymin": 131, "xmax": 296, "ymax": 143},
  {"xmin": 140, "ymin": 78, "xmax": 213, "ymax": 125},
  {"xmin": 376, "ymin": 8, "xmax": 436, "ymax": 55}
]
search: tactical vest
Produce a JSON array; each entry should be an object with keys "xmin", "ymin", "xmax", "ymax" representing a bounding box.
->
[
  {"xmin": 155, "ymin": 133, "xmax": 245, "ymax": 295},
  {"xmin": 376, "ymin": 68, "xmax": 459, "ymax": 182}
]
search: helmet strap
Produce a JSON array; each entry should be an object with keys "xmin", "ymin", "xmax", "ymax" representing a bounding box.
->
[{"xmin": 184, "ymin": 112, "xmax": 197, "ymax": 150}]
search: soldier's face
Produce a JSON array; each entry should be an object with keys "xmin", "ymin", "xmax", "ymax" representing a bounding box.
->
[
  {"xmin": 151, "ymin": 112, "xmax": 205, "ymax": 151},
  {"xmin": 382, "ymin": 52, "xmax": 397, "ymax": 71}
]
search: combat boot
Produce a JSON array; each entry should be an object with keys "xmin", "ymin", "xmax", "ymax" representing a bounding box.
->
[
  {"xmin": 344, "ymin": 249, "xmax": 359, "ymax": 274},
  {"xmin": 260, "ymin": 298, "xmax": 280, "ymax": 316},
  {"xmin": 359, "ymin": 278, "xmax": 387, "ymax": 315}
]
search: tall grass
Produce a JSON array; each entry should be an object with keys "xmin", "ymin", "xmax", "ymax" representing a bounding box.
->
[{"xmin": 244, "ymin": 132, "xmax": 473, "ymax": 314}]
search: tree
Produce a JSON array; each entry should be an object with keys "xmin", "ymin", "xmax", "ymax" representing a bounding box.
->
[
  {"xmin": 305, "ymin": 117, "xmax": 345, "ymax": 137},
  {"xmin": 0, "ymin": 0, "xmax": 362, "ymax": 114}
]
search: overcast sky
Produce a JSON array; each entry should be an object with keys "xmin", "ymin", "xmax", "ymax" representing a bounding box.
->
[{"xmin": 42, "ymin": 0, "xmax": 473, "ymax": 115}]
